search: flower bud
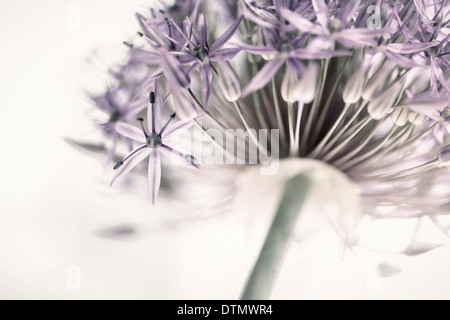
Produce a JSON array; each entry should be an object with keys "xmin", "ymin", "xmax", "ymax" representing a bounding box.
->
[
  {"xmin": 343, "ymin": 66, "xmax": 366, "ymax": 104},
  {"xmin": 391, "ymin": 107, "xmax": 409, "ymax": 126},
  {"xmin": 368, "ymin": 82, "xmax": 402, "ymax": 120},
  {"xmin": 297, "ymin": 62, "xmax": 319, "ymax": 104},
  {"xmin": 281, "ymin": 68, "xmax": 299, "ymax": 103},
  {"xmin": 362, "ymin": 62, "xmax": 394, "ymax": 101},
  {"xmin": 408, "ymin": 112, "xmax": 427, "ymax": 125}
]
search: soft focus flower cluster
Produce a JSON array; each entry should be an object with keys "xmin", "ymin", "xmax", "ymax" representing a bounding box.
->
[{"xmin": 81, "ymin": 0, "xmax": 450, "ymax": 241}]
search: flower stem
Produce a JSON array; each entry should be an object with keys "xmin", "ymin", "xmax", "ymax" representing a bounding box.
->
[
  {"xmin": 301, "ymin": 58, "xmax": 329, "ymax": 155},
  {"xmin": 294, "ymin": 102, "xmax": 305, "ymax": 157},
  {"xmin": 240, "ymin": 173, "xmax": 311, "ymax": 300},
  {"xmin": 287, "ymin": 102, "xmax": 295, "ymax": 156}
]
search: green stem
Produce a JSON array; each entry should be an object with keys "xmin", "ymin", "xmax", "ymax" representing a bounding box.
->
[
  {"xmin": 301, "ymin": 58, "xmax": 329, "ymax": 155},
  {"xmin": 240, "ymin": 173, "xmax": 311, "ymax": 300}
]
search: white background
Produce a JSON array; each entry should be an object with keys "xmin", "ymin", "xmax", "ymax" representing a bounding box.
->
[{"xmin": 0, "ymin": 0, "xmax": 449, "ymax": 299}]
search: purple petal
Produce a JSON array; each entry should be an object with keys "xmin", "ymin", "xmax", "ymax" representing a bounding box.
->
[
  {"xmin": 189, "ymin": 0, "xmax": 202, "ymax": 22},
  {"xmin": 400, "ymin": 94, "xmax": 450, "ymax": 115},
  {"xmin": 123, "ymin": 137, "xmax": 133, "ymax": 152},
  {"xmin": 403, "ymin": 242, "xmax": 443, "ymax": 256},
  {"xmin": 158, "ymin": 47, "xmax": 191, "ymax": 90},
  {"xmin": 338, "ymin": 0, "xmax": 361, "ymax": 25},
  {"xmin": 187, "ymin": 62, "xmax": 200, "ymax": 76},
  {"xmin": 200, "ymin": 63, "xmax": 213, "ymax": 108},
  {"xmin": 241, "ymin": 58, "xmax": 284, "ymax": 97},
  {"xmin": 115, "ymin": 122, "xmax": 145, "ymax": 143},
  {"xmin": 336, "ymin": 37, "xmax": 372, "ymax": 48},
  {"xmin": 130, "ymin": 49, "xmax": 160, "ymax": 65},
  {"xmin": 210, "ymin": 48, "xmax": 242, "ymax": 61},
  {"xmin": 338, "ymin": 28, "xmax": 385, "ymax": 45},
  {"xmin": 243, "ymin": 7, "xmax": 276, "ymax": 29},
  {"xmin": 431, "ymin": 59, "xmax": 450, "ymax": 92},
  {"xmin": 179, "ymin": 54, "xmax": 197, "ymax": 65},
  {"xmin": 286, "ymin": 58, "xmax": 306, "ymax": 76},
  {"xmin": 291, "ymin": 48, "xmax": 351, "ymax": 59},
  {"xmin": 184, "ymin": 17, "xmax": 194, "ymax": 42},
  {"xmin": 170, "ymin": 17, "xmax": 196, "ymax": 48},
  {"xmin": 161, "ymin": 33, "xmax": 184, "ymax": 49},
  {"xmin": 229, "ymin": 42, "xmax": 278, "ymax": 55},
  {"xmin": 134, "ymin": 76, "xmax": 159, "ymax": 97},
  {"xmin": 414, "ymin": 0, "xmax": 431, "ymax": 21},
  {"xmin": 394, "ymin": 11, "xmax": 419, "ymax": 42},
  {"xmin": 384, "ymin": 50, "xmax": 420, "ymax": 68},
  {"xmin": 91, "ymin": 95, "xmax": 112, "ymax": 113},
  {"xmin": 280, "ymin": 8, "xmax": 325, "ymax": 35},
  {"xmin": 148, "ymin": 150, "xmax": 161, "ymax": 205},
  {"xmin": 198, "ymin": 12, "xmax": 209, "ymax": 46},
  {"xmin": 211, "ymin": 15, "xmax": 245, "ymax": 52},
  {"xmin": 387, "ymin": 42, "xmax": 439, "ymax": 54},
  {"xmin": 149, "ymin": 68, "xmax": 163, "ymax": 79},
  {"xmin": 110, "ymin": 147, "xmax": 151, "ymax": 186},
  {"xmin": 273, "ymin": 0, "xmax": 284, "ymax": 14},
  {"xmin": 244, "ymin": 0, "xmax": 277, "ymax": 22},
  {"xmin": 312, "ymin": 0, "xmax": 330, "ymax": 28},
  {"xmin": 135, "ymin": 13, "xmax": 164, "ymax": 47},
  {"xmin": 161, "ymin": 118, "xmax": 195, "ymax": 140},
  {"xmin": 122, "ymin": 98, "xmax": 147, "ymax": 119}
]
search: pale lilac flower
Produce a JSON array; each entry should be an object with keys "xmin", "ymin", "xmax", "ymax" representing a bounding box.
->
[
  {"xmin": 384, "ymin": 0, "xmax": 450, "ymax": 90},
  {"xmin": 162, "ymin": 12, "xmax": 244, "ymax": 107},
  {"xmin": 111, "ymin": 81, "xmax": 199, "ymax": 204},
  {"xmin": 133, "ymin": 7, "xmax": 244, "ymax": 108},
  {"xmin": 133, "ymin": 13, "xmax": 192, "ymax": 91}
]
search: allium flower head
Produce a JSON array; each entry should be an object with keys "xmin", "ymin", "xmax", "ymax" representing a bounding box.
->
[
  {"xmin": 111, "ymin": 80, "xmax": 199, "ymax": 204},
  {"xmin": 78, "ymin": 0, "xmax": 450, "ymax": 253}
]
